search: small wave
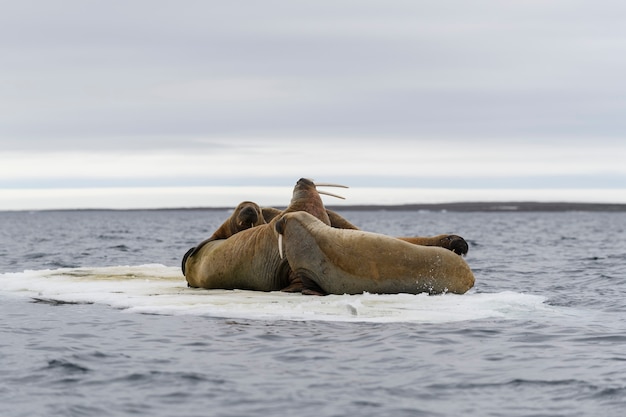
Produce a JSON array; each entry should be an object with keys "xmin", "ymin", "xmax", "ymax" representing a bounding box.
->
[
  {"xmin": 46, "ymin": 359, "xmax": 90, "ymax": 374},
  {"xmin": 110, "ymin": 370, "xmax": 226, "ymax": 387},
  {"xmin": 427, "ymin": 378, "xmax": 588, "ymax": 391},
  {"xmin": 97, "ymin": 230, "xmax": 131, "ymax": 239},
  {"xmin": 31, "ymin": 297, "xmax": 93, "ymax": 306},
  {"xmin": 24, "ymin": 252, "xmax": 48, "ymax": 260},
  {"xmin": 426, "ymin": 378, "xmax": 626, "ymax": 405},
  {"xmin": 570, "ymin": 334, "xmax": 626, "ymax": 343},
  {"xmin": 0, "ymin": 265, "xmax": 556, "ymax": 323}
]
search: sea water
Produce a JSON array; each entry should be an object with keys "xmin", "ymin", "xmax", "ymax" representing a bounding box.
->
[{"xmin": 1, "ymin": 209, "xmax": 625, "ymax": 416}]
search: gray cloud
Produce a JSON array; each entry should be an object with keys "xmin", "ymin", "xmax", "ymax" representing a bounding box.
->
[{"xmin": 2, "ymin": 0, "xmax": 626, "ymax": 154}]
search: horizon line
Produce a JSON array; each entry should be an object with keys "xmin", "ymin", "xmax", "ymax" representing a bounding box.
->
[{"xmin": 3, "ymin": 201, "xmax": 626, "ymax": 213}]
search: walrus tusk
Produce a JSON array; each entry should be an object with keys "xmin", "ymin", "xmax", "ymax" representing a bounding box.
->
[
  {"xmin": 313, "ymin": 182, "xmax": 349, "ymax": 189},
  {"xmin": 318, "ymin": 190, "xmax": 346, "ymax": 200},
  {"xmin": 278, "ymin": 233, "xmax": 284, "ymax": 259},
  {"xmin": 310, "ymin": 181, "xmax": 348, "ymax": 199}
]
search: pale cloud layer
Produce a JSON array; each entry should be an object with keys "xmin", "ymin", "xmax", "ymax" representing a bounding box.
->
[
  {"xmin": 1, "ymin": 1, "xmax": 625, "ymax": 208},
  {"xmin": 2, "ymin": 187, "xmax": 624, "ymax": 211},
  {"xmin": 2, "ymin": 139, "xmax": 624, "ymax": 188}
]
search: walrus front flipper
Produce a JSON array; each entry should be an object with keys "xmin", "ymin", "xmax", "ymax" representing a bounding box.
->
[
  {"xmin": 262, "ymin": 207, "xmax": 283, "ymax": 223},
  {"xmin": 279, "ymin": 267, "xmax": 326, "ymax": 294},
  {"xmin": 280, "ymin": 272, "xmax": 303, "ymax": 293},
  {"xmin": 294, "ymin": 269, "xmax": 328, "ymax": 296},
  {"xmin": 326, "ymin": 209, "xmax": 359, "ymax": 230}
]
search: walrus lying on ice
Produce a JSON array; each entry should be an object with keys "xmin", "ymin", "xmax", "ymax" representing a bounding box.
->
[
  {"xmin": 182, "ymin": 178, "xmax": 474, "ymax": 294},
  {"xmin": 182, "ymin": 178, "xmax": 339, "ymax": 291},
  {"xmin": 275, "ymin": 211, "xmax": 475, "ymax": 295}
]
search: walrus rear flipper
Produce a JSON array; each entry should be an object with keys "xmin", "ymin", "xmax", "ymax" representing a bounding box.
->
[
  {"xmin": 181, "ymin": 246, "xmax": 196, "ymax": 276},
  {"xmin": 398, "ymin": 234, "xmax": 469, "ymax": 256}
]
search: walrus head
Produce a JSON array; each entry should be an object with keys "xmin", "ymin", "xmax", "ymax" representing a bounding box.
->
[
  {"xmin": 440, "ymin": 235, "xmax": 469, "ymax": 256},
  {"xmin": 231, "ymin": 201, "xmax": 265, "ymax": 232},
  {"xmin": 284, "ymin": 178, "xmax": 348, "ymax": 225}
]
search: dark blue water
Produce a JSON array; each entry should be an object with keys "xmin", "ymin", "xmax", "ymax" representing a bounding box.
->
[{"xmin": 1, "ymin": 209, "xmax": 625, "ymax": 416}]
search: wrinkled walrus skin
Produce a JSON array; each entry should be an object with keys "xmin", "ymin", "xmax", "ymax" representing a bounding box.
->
[
  {"xmin": 275, "ymin": 211, "xmax": 475, "ymax": 295},
  {"xmin": 183, "ymin": 178, "xmax": 333, "ymax": 290}
]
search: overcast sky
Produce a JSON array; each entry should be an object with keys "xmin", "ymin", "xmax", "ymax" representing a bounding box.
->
[{"xmin": 1, "ymin": 1, "xmax": 625, "ymax": 209}]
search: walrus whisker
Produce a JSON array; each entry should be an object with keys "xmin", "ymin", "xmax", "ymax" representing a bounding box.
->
[
  {"xmin": 278, "ymin": 233, "xmax": 284, "ymax": 259},
  {"xmin": 318, "ymin": 190, "xmax": 346, "ymax": 200}
]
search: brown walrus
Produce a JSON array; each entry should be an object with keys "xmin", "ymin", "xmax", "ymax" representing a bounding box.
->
[
  {"xmin": 182, "ymin": 178, "xmax": 341, "ymax": 290},
  {"xmin": 181, "ymin": 201, "xmax": 266, "ymax": 275},
  {"xmin": 274, "ymin": 211, "xmax": 475, "ymax": 295}
]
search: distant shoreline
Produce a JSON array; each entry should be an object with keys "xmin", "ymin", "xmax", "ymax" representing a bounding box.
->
[
  {"xmin": 326, "ymin": 202, "xmax": 626, "ymax": 212},
  {"xmin": 13, "ymin": 202, "xmax": 626, "ymax": 213}
]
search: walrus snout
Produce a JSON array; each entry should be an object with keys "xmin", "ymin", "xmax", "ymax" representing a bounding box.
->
[
  {"xmin": 237, "ymin": 206, "xmax": 260, "ymax": 229},
  {"xmin": 297, "ymin": 178, "xmax": 315, "ymax": 186}
]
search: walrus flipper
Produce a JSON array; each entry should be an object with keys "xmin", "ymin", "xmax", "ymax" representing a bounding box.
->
[
  {"xmin": 262, "ymin": 207, "xmax": 283, "ymax": 223},
  {"xmin": 326, "ymin": 209, "xmax": 359, "ymax": 230},
  {"xmin": 398, "ymin": 234, "xmax": 469, "ymax": 256},
  {"xmin": 182, "ymin": 246, "xmax": 196, "ymax": 276},
  {"xmin": 293, "ymin": 269, "xmax": 328, "ymax": 296}
]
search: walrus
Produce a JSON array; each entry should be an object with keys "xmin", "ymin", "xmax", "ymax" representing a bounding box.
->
[
  {"xmin": 181, "ymin": 201, "xmax": 266, "ymax": 275},
  {"xmin": 263, "ymin": 207, "xmax": 469, "ymax": 256},
  {"xmin": 274, "ymin": 211, "xmax": 475, "ymax": 295},
  {"xmin": 182, "ymin": 178, "xmax": 345, "ymax": 290}
]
